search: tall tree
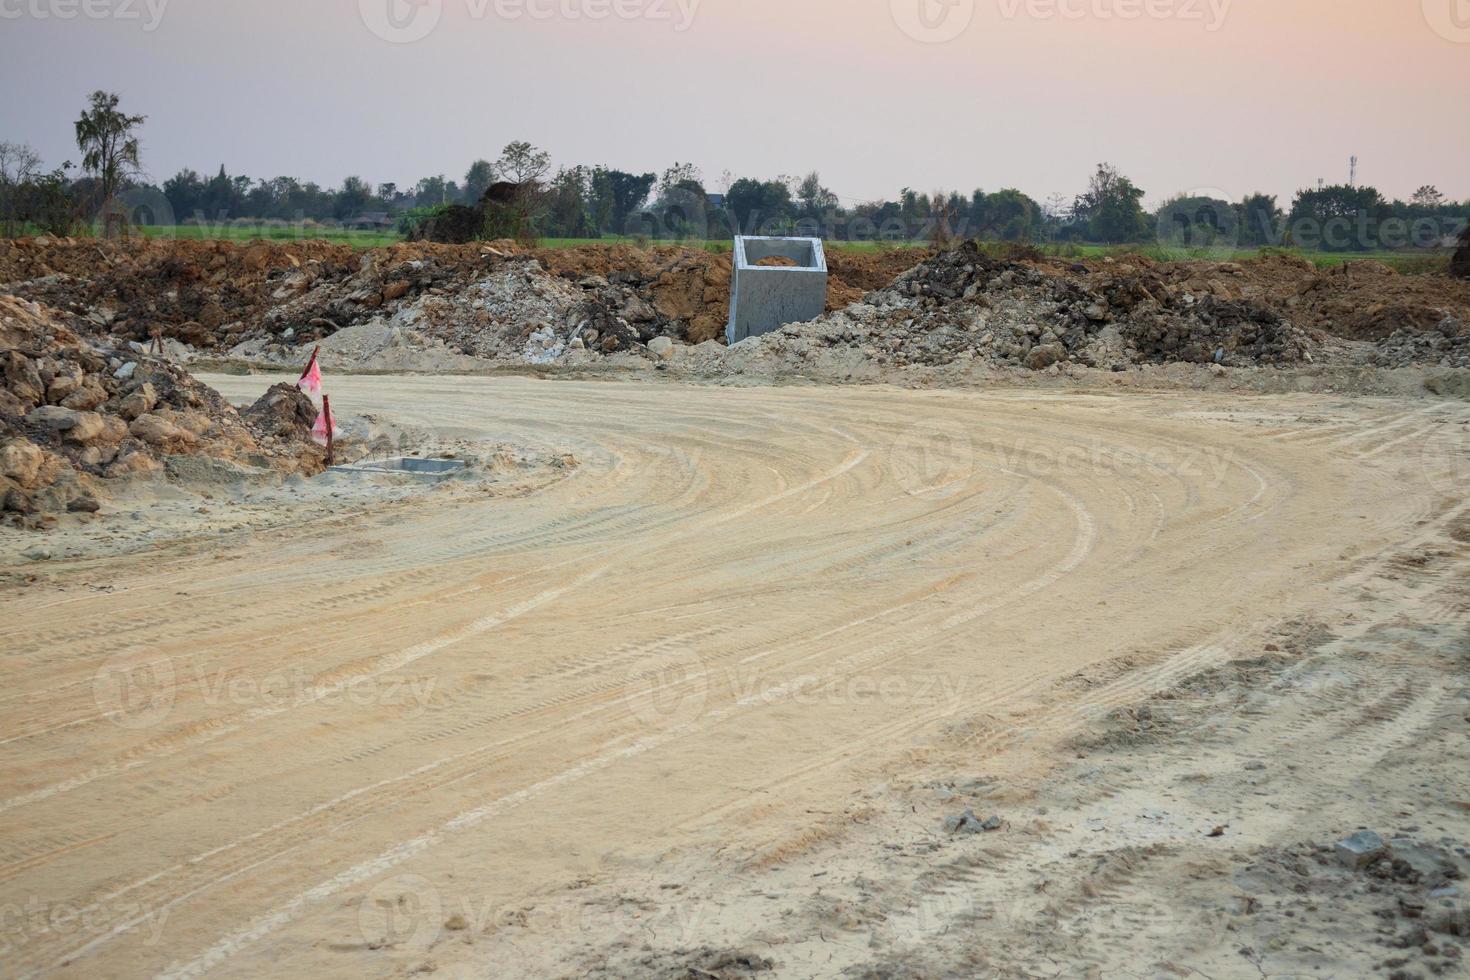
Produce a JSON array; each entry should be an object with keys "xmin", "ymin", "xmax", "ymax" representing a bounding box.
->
[
  {"xmin": 593, "ymin": 169, "xmax": 655, "ymax": 235},
  {"xmin": 463, "ymin": 160, "xmax": 496, "ymax": 203},
  {"xmin": 0, "ymin": 142, "xmax": 42, "ymax": 237},
  {"xmin": 1238, "ymin": 193, "xmax": 1282, "ymax": 247},
  {"xmin": 795, "ymin": 171, "xmax": 838, "ymax": 219},
  {"xmin": 74, "ymin": 91, "xmax": 145, "ymax": 235},
  {"xmin": 414, "ymin": 174, "xmax": 454, "ymax": 206},
  {"xmin": 970, "ymin": 188, "xmax": 1042, "ymax": 241},
  {"xmin": 1410, "ymin": 185, "xmax": 1446, "ymax": 210},
  {"xmin": 497, "ymin": 141, "xmax": 550, "ymax": 185},
  {"xmin": 162, "ymin": 168, "xmax": 204, "ymax": 219},
  {"xmin": 1287, "ymin": 184, "xmax": 1389, "ymax": 251},
  {"xmin": 1154, "ymin": 193, "xmax": 1237, "ymax": 249},
  {"xmin": 1074, "ymin": 163, "xmax": 1146, "ymax": 243},
  {"xmin": 334, "ymin": 175, "xmax": 372, "ymax": 220},
  {"xmin": 544, "ymin": 166, "xmax": 593, "ymax": 237},
  {"xmin": 725, "ymin": 178, "xmax": 795, "ymax": 234}
]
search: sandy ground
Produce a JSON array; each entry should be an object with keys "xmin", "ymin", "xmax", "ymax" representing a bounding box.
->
[{"xmin": 1, "ymin": 376, "xmax": 1467, "ymax": 979}]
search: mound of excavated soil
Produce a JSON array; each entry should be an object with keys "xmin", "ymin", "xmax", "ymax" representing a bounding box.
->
[
  {"xmin": 1452, "ymin": 223, "xmax": 1470, "ymax": 279},
  {"xmin": 731, "ymin": 240, "xmax": 1316, "ymax": 374},
  {"xmin": 3, "ymin": 237, "xmax": 1467, "ymax": 372},
  {"xmin": 0, "ymin": 238, "xmax": 930, "ymax": 361},
  {"xmin": 1, "ymin": 295, "xmax": 323, "ymax": 524},
  {"xmin": 1068, "ymin": 251, "xmax": 1470, "ymax": 343}
]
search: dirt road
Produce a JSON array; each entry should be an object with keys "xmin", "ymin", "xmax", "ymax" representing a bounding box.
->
[{"xmin": 1, "ymin": 377, "xmax": 1465, "ymax": 978}]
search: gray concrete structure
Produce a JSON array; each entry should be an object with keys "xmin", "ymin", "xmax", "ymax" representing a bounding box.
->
[
  {"xmin": 726, "ymin": 236, "xmax": 828, "ymax": 344},
  {"xmin": 330, "ymin": 457, "xmax": 468, "ymax": 480}
]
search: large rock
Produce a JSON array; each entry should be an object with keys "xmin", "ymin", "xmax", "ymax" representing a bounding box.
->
[
  {"xmin": 45, "ymin": 368, "xmax": 86, "ymax": 404},
  {"xmin": 61, "ymin": 382, "xmax": 109, "ymax": 411},
  {"xmin": 64, "ymin": 411, "xmax": 108, "ymax": 444},
  {"xmin": 105, "ymin": 451, "xmax": 163, "ymax": 478},
  {"xmin": 1335, "ymin": 830, "xmax": 1386, "ymax": 869},
  {"xmin": 128, "ymin": 413, "xmax": 197, "ymax": 451},
  {"xmin": 26, "ymin": 404, "xmax": 81, "ymax": 432},
  {"xmin": 0, "ymin": 437, "xmax": 44, "ymax": 487},
  {"xmin": 3, "ymin": 352, "xmax": 45, "ymax": 407},
  {"xmin": 117, "ymin": 382, "xmax": 158, "ymax": 421},
  {"xmin": 1025, "ymin": 343, "xmax": 1066, "ymax": 371}
]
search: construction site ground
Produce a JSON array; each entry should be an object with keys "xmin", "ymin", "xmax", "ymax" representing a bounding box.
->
[{"xmin": 3, "ymin": 374, "xmax": 1468, "ymax": 979}]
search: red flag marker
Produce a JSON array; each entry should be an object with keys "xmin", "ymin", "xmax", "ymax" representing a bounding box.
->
[
  {"xmin": 298, "ymin": 345, "xmax": 322, "ymax": 397},
  {"xmin": 312, "ymin": 394, "xmax": 341, "ymax": 463}
]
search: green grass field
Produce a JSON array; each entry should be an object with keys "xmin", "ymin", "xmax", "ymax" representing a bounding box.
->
[{"xmin": 133, "ymin": 224, "xmax": 403, "ymax": 248}]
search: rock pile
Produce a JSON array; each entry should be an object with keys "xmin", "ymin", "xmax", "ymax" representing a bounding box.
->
[
  {"xmin": 1, "ymin": 238, "xmax": 928, "ymax": 366},
  {"xmin": 738, "ymin": 241, "xmax": 1315, "ymax": 372},
  {"xmin": 1373, "ymin": 315, "xmax": 1470, "ymax": 369},
  {"xmin": 1, "ymin": 295, "xmax": 322, "ymax": 523},
  {"xmin": 6, "ymin": 236, "xmax": 1470, "ymax": 375}
]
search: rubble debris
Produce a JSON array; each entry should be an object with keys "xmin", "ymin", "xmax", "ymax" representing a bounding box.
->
[
  {"xmin": 1335, "ymin": 830, "xmax": 1387, "ymax": 869},
  {"xmin": 1, "ymin": 295, "xmax": 323, "ymax": 523},
  {"xmin": 4, "ymin": 237, "xmax": 1470, "ymax": 377},
  {"xmin": 1372, "ymin": 316, "xmax": 1470, "ymax": 369},
  {"xmin": 0, "ymin": 238, "xmax": 918, "ymax": 361},
  {"xmin": 943, "ymin": 809, "xmax": 1003, "ymax": 834},
  {"xmin": 735, "ymin": 240, "xmax": 1317, "ymax": 373}
]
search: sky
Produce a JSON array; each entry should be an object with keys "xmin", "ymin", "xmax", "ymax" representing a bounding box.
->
[{"xmin": 1, "ymin": 0, "xmax": 1468, "ymax": 208}]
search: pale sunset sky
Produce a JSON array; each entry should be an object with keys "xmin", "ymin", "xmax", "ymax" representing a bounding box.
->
[{"xmin": 1, "ymin": 0, "xmax": 1467, "ymax": 206}]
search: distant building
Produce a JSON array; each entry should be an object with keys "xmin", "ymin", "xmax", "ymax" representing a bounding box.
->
[{"xmin": 706, "ymin": 194, "xmax": 726, "ymax": 209}]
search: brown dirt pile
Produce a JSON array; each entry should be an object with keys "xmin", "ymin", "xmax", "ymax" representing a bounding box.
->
[
  {"xmin": 529, "ymin": 244, "xmax": 931, "ymax": 346},
  {"xmin": 1, "ymin": 295, "xmax": 323, "ymax": 524},
  {"xmin": 534, "ymin": 245, "xmax": 732, "ymax": 344},
  {"xmin": 1066, "ymin": 251, "xmax": 1470, "ymax": 342},
  {"xmin": 1452, "ymin": 223, "xmax": 1470, "ymax": 279},
  {"xmin": 746, "ymin": 240, "xmax": 1315, "ymax": 374},
  {"xmin": 3, "ymin": 237, "xmax": 1466, "ymax": 364},
  {"xmin": 0, "ymin": 236, "xmax": 527, "ymax": 351}
]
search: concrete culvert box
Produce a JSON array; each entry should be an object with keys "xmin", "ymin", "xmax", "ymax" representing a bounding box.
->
[
  {"xmin": 331, "ymin": 457, "xmax": 467, "ymax": 480},
  {"xmin": 727, "ymin": 236, "xmax": 828, "ymax": 344}
]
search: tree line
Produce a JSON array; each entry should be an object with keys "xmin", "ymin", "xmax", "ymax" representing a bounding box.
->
[{"xmin": 1, "ymin": 92, "xmax": 1466, "ymax": 253}]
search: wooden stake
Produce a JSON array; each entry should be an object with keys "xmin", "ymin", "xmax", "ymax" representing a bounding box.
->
[
  {"xmin": 299, "ymin": 345, "xmax": 320, "ymax": 384},
  {"xmin": 322, "ymin": 394, "xmax": 335, "ymax": 467}
]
